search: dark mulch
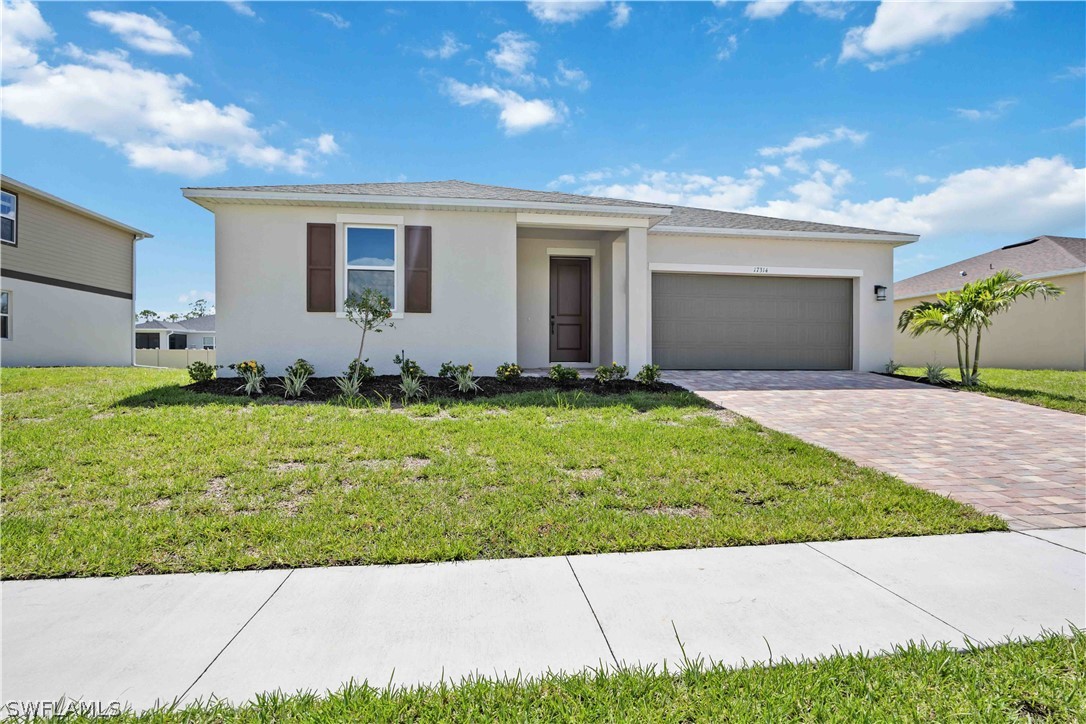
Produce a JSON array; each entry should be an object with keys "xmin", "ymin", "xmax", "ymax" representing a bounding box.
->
[
  {"xmin": 878, "ymin": 372, "xmax": 964, "ymax": 389},
  {"xmin": 184, "ymin": 375, "xmax": 687, "ymax": 402}
]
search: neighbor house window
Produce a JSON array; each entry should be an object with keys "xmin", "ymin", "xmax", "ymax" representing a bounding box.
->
[
  {"xmin": 1, "ymin": 191, "xmax": 16, "ymax": 246},
  {"xmin": 346, "ymin": 226, "xmax": 396, "ymax": 308},
  {"xmin": 135, "ymin": 333, "xmax": 159, "ymax": 349},
  {"xmin": 1, "ymin": 291, "xmax": 10, "ymax": 339},
  {"xmin": 202, "ymin": 336, "xmax": 214, "ymax": 349}
]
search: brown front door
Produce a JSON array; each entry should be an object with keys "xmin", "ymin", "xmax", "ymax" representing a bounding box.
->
[{"xmin": 549, "ymin": 256, "xmax": 591, "ymax": 362}]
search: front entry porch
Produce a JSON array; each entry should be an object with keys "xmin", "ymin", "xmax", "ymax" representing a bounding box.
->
[{"xmin": 515, "ymin": 214, "xmax": 650, "ymax": 371}]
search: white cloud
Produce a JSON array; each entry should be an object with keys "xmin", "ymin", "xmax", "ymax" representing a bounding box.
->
[
  {"xmin": 487, "ymin": 31, "xmax": 540, "ymax": 85},
  {"xmin": 1055, "ymin": 65, "xmax": 1085, "ymax": 81},
  {"xmin": 313, "ymin": 11, "xmax": 350, "ymax": 29},
  {"xmin": 552, "ymin": 156, "xmax": 1085, "ymax": 242},
  {"xmin": 802, "ymin": 1, "xmax": 852, "ymax": 21},
  {"xmin": 609, "ymin": 2, "xmax": 631, "ymax": 28},
  {"xmin": 716, "ymin": 34, "xmax": 739, "ymax": 61},
  {"xmin": 421, "ymin": 32, "xmax": 468, "ymax": 60},
  {"xmin": 442, "ymin": 79, "xmax": 566, "ymax": 134},
  {"xmin": 745, "ymin": 1, "xmax": 794, "ymax": 20},
  {"xmin": 914, "ymin": 174, "xmax": 936, "ymax": 184},
  {"xmin": 178, "ymin": 289, "xmax": 215, "ymax": 305},
  {"xmin": 841, "ymin": 1, "xmax": 1012, "ymax": 68},
  {"xmin": 310, "ymin": 133, "xmax": 339, "ymax": 154},
  {"xmin": 1064, "ymin": 117, "xmax": 1086, "ymax": 130},
  {"xmin": 87, "ymin": 10, "xmax": 191, "ymax": 56},
  {"xmin": 758, "ymin": 126, "xmax": 867, "ymax": 157},
  {"xmin": 1, "ymin": 0, "xmax": 54, "ymax": 79},
  {"xmin": 224, "ymin": 1, "xmax": 256, "ymax": 18},
  {"xmin": 554, "ymin": 60, "xmax": 590, "ymax": 91},
  {"xmin": 526, "ymin": 1, "xmax": 606, "ymax": 24},
  {"xmin": 953, "ymin": 98, "xmax": 1016, "ymax": 121},
  {"xmin": 1, "ymin": 3, "xmax": 334, "ymax": 177}
]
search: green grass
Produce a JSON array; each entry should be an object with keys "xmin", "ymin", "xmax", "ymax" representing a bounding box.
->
[
  {"xmin": 899, "ymin": 367, "xmax": 1086, "ymax": 415},
  {"xmin": 1, "ymin": 367, "xmax": 1003, "ymax": 579},
  {"xmin": 47, "ymin": 632, "xmax": 1086, "ymax": 722}
]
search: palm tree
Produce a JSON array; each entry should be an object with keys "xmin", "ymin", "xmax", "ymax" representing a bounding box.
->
[{"xmin": 897, "ymin": 270, "xmax": 1062, "ymax": 384}]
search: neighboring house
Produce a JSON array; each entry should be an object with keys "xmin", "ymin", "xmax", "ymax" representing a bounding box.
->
[
  {"xmin": 182, "ymin": 180, "xmax": 917, "ymax": 376},
  {"xmin": 894, "ymin": 236, "xmax": 1086, "ymax": 370},
  {"xmin": 135, "ymin": 315, "xmax": 216, "ymax": 350},
  {"xmin": 1, "ymin": 175, "xmax": 152, "ymax": 367}
]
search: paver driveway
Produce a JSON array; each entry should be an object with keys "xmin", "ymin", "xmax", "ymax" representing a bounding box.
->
[{"xmin": 666, "ymin": 371, "xmax": 1086, "ymax": 530}]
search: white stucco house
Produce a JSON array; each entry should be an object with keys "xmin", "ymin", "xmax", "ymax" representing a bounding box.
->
[{"xmin": 182, "ymin": 180, "xmax": 917, "ymax": 377}]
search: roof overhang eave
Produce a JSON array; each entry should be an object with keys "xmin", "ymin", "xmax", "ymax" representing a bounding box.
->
[
  {"xmin": 181, "ymin": 188, "xmax": 672, "ymax": 219},
  {"xmin": 895, "ymin": 265, "xmax": 1086, "ymax": 301},
  {"xmin": 650, "ymin": 224, "xmax": 919, "ymax": 244}
]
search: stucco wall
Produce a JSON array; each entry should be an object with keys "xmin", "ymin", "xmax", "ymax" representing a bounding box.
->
[
  {"xmin": 214, "ymin": 204, "xmax": 518, "ymax": 377},
  {"xmin": 1, "ymin": 186, "xmax": 134, "ymax": 294},
  {"xmin": 893, "ymin": 271, "xmax": 1086, "ymax": 370},
  {"xmin": 516, "ymin": 237, "xmax": 604, "ymax": 369},
  {"xmin": 646, "ymin": 233, "xmax": 899, "ymax": 372},
  {"xmin": 1, "ymin": 277, "xmax": 133, "ymax": 367}
]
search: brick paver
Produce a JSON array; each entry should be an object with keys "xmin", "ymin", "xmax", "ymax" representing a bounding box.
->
[{"xmin": 666, "ymin": 371, "xmax": 1086, "ymax": 530}]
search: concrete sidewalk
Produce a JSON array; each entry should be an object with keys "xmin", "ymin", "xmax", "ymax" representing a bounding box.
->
[{"xmin": 3, "ymin": 529, "xmax": 1084, "ymax": 713}]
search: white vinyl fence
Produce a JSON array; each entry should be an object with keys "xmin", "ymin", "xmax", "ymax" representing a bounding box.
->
[{"xmin": 135, "ymin": 349, "xmax": 217, "ymax": 369}]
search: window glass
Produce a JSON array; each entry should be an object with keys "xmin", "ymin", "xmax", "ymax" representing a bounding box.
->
[
  {"xmin": 348, "ymin": 269, "xmax": 395, "ymax": 300},
  {"xmin": 1, "ymin": 290, "xmax": 10, "ymax": 339},
  {"xmin": 203, "ymin": 336, "xmax": 215, "ymax": 348},
  {"xmin": 347, "ymin": 227, "xmax": 395, "ymax": 267},
  {"xmin": 1, "ymin": 219, "xmax": 12, "ymax": 243},
  {"xmin": 0, "ymin": 192, "xmax": 14, "ymax": 245},
  {"xmin": 1, "ymin": 291, "xmax": 8, "ymax": 315},
  {"xmin": 0, "ymin": 192, "xmax": 15, "ymax": 217}
]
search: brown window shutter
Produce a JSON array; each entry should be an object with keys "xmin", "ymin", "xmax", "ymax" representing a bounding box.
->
[
  {"xmin": 404, "ymin": 225, "xmax": 432, "ymax": 313},
  {"xmin": 306, "ymin": 223, "xmax": 336, "ymax": 312}
]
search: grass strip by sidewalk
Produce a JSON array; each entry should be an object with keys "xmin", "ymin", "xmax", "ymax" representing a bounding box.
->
[{"xmin": 40, "ymin": 631, "xmax": 1086, "ymax": 722}]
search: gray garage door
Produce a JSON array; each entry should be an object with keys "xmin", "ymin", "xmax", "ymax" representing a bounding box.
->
[{"xmin": 652, "ymin": 274, "xmax": 853, "ymax": 370}]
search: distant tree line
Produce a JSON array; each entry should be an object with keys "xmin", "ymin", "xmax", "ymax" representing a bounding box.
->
[{"xmin": 136, "ymin": 298, "xmax": 212, "ymax": 323}]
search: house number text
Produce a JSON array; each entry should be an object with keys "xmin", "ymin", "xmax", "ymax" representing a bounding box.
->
[{"xmin": 752, "ymin": 266, "xmax": 770, "ymax": 273}]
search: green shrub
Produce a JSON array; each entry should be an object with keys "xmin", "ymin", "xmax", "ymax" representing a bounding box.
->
[
  {"xmin": 186, "ymin": 361, "xmax": 220, "ymax": 383},
  {"xmin": 229, "ymin": 360, "xmax": 265, "ymax": 377},
  {"xmin": 495, "ymin": 362, "xmax": 522, "ymax": 382},
  {"xmin": 594, "ymin": 362, "xmax": 628, "ymax": 384},
  {"xmin": 453, "ymin": 367, "xmax": 481, "ymax": 394},
  {"xmin": 438, "ymin": 361, "xmax": 473, "ymax": 379},
  {"xmin": 634, "ymin": 363, "xmax": 662, "ymax": 385},
  {"xmin": 278, "ymin": 358, "xmax": 315, "ymax": 399},
  {"xmin": 393, "ymin": 351, "xmax": 424, "ymax": 378},
  {"xmin": 229, "ymin": 360, "xmax": 266, "ymax": 396},
  {"xmin": 884, "ymin": 360, "xmax": 904, "ymax": 374},
  {"xmin": 399, "ymin": 373, "xmax": 428, "ymax": 403},
  {"xmin": 919, "ymin": 362, "xmax": 951, "ymax": 385},
  {"xmin": 346, "ymin": 358, "xmax": 375, "ymax": 382},
  {"xmin": 549, "ymin": 364, "xmax": 580, "ymax": 383}
]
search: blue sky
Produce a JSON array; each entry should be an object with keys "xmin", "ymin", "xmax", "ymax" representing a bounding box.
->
[{"xmin": 2, "ymin": 0, "xmax": 1084, "ymax": 315}]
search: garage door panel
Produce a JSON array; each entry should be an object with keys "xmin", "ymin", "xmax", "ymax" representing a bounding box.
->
[{"xmin": 651, "ymin": 274, "xmax": 852, "ymax": 370}]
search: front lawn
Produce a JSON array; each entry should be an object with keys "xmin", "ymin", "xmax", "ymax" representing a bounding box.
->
[
  {"xmin": 1, "ymin": 367, "xmax": 1003, "ymax": 579},
  {"xmin": 896, "ymin": 367, "xmax": 1086, "ymax": 415},
  {"xmin": 59, "ymin": 632, "xmax": 1086, "ymax": 722}
]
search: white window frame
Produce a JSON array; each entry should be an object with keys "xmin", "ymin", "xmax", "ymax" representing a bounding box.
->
[
  {"xmin": 202, "ymin": 336, "xmax": 215, "ymax": 349},
  {"xmin": 1, "ymin": 289, "xmax": 11, "ymax": 340},
  {"xmin": 1, "ymin": 190, "xmax": 17, "ymax": 246},
  {"xmin": 341, "ymin": 219, "xmax": 402, "ymax": 316}
]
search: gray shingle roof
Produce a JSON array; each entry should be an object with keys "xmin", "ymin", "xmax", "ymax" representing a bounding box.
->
[
  {"xmin": 895, "ymin": 236, "xmax": 1086, "ymax": 298},
  {"xmin": 660, "ymin": 204, "xmax": 905, "ymax": 236},
  {"xmin": 136, "ymin": 314, "xmax": 215, "ymax": 332},
  {"xmin": 184, "ymin": 180, "xmax": 913, "ymax": 237}
]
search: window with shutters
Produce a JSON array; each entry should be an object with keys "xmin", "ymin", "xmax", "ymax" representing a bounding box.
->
[{"xmin": 345, "ymin": 225, "xmax": 397, "ymax": 309}]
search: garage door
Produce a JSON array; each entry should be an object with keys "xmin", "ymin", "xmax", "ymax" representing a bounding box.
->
[{"xmin": 652, "ymin": 274, "xmax": 853, "ymax": 370}]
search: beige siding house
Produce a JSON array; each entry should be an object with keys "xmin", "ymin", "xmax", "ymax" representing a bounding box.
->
[
  {"xmin": 894, "ymin": 236, "xmax": 1086, "ymax": 370},
  {"xmin": 183, "ymin": 180, "xmax": 917, "ymax": 377},
  {"xmin": 1, "ymin": 175, "xmax": 151, "ymax": 367}
]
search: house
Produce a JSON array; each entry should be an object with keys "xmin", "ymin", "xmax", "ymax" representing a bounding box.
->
[
  {"xmin": 894, "ymin": 235, "xmax": 1086, "ymax": 370},
  {"xmin": 1, "ymin": 175, "xmax": 152, "ymax": 367},
  {"xmin": 136, "ymin": 315, "xmax": 216, "ymax": 350},
  {"xmin": 182, "ymin": 180, "xmax": 917, "ymax": 376}
]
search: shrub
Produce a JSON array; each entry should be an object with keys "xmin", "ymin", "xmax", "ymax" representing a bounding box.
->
[
  {"xmin": 634, "ymin": 363, "xmax": 662, "ymax": 386},
  {"xmin": 919, "ymin": 362, "xmax": 950, "ymax": 386},
  {"xmin": 884, "ymin": 360, "xmax": 904, "ymax": 374},
  {"xmin": 453, "ymin": 367, "xmax": 481, "ymax": 394},
  {"xmin": 495, "ymin": 362, "xmax": 522, "ymax": 382},
  {"xmin": 393, "ymin": 351, "xmax": 424, "ymax": 378},
  {"xmin": 278, "ymin": 358, "xmax": 315, "ymax": 399},
  {"xmin": 399, "ymin": 372, "xmax": 427, "ymax": 403},
  {"xmin": 186, "ymin": 361, "xmax": 220, "ymax": 383},
  {"xmin": 229, "ymin": 360, "xmax": 266, "ymax": 377},
  {"xmin": 333, "ymin": 373, "xmax": 363, "ymax": 398},
  {"xmin": 346, "ymin": 358, "xmax": 375, "ymax": 382},
  {"xmin": 549, "ymin": 364, "xmax": 580, "ymax": 383},
  {"xmin": 594, "ymin": 362, "xmax": 628, "ymax": 385},
  {"xmin": 439, "ymin": 361, "xmax": 473, "ymax": 379},
  {"xmin": 961, "ymin": 370, "xmax": 982, "ymax": 387},
  {"xmin": 229, "ymin": 360, "xmax": 266, "ymax": 396}
]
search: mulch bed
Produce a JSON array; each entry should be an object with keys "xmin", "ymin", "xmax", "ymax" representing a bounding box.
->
[
  {"xmin": 879, "ymin": 372, "xmax": 965, "ymax": 389},
  {"xmin": 184, "ymin": 375, "xmax": 687, "ymax": 402}
]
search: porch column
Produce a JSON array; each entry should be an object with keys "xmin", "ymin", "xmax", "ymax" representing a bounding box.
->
[{"xmin": 626, "ymin": 226, "xmax": 649, "ymax": 370}]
